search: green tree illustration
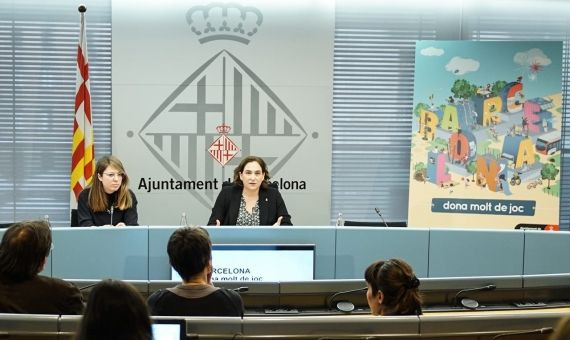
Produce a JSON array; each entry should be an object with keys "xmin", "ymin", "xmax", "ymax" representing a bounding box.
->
[
  {"xmin": 491, "ymin": 80, "xmax": 507, "ymax": 96},
  {"xmin": 541, "ymin": 159, "xmax": 559, "ymax": 189},
  {"xmin": 414, "ymin": 102, "xmax": 429, "ymax": 117},
  {"xmin": 451, "ymin": 79, "xmax": 477, "ymax": 100}
]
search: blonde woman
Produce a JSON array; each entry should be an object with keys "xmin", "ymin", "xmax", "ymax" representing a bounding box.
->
[{"xmin": 77, "ymin": 155, "xmax": 138, "ymax": 226}]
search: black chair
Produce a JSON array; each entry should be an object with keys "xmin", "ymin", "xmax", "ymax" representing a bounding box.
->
[
  {"xmin": 70, "ymin": 209, "xmax": 79, "ymax": 227},
  {"xmin": 344, "ymin": 221, "xmax": 407, "ymax": 228},
  {"xmin": 0, "ymin": 223, "xmax": 13, "ymax": 229}
]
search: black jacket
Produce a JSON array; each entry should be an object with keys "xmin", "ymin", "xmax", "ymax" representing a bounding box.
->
[
  {"xmin": 0, "ymin": 275, "xmax": 84, "ymax": 314},
  {"xmin": 77, "ymin": 188, "xmax": 139, "ymax": 226},
  {"xmin": 207, "ymin": 184, "xmax": 292, "ymax": 226},
  {"xmin": 148, "ymin": 286, "xmax": 243, "ymax": 317}
]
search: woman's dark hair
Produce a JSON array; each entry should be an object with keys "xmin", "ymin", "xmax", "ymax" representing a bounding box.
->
[
  {"xmin": 233, "ymin": 156, "xmax": 271, "ymax": 188},
  {"xmin": 0, "ymin": 220, "xmax": 51, "ymax": 283},
  {"xmin": 364, "ymin": 258, "xmax": 422, "ymax": 316},
  {"xmin": 89, "ymin": 155, "xmax": 132, "ymax": 212},
  {"xmin": 75, "ymin": 279, "xmax": 152, "ymax": 340},
  {"xmin": 168, "ymin": 226, "xmax": 212, "ymax": 282}
]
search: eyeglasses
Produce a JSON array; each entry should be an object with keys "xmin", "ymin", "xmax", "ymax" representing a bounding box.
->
[{"xmin": 103, "ymin": 172, "xmax": 124, "ymax": 179}]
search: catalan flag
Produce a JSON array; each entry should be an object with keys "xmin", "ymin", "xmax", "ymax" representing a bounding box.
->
[{"xmin": 70, "ymin": 5, "xmax": 95, "ymax": 209}]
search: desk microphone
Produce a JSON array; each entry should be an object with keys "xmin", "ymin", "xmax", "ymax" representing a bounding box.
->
[
  {"xmin": 233, "ymin": 286, "xmax": 249, "ymax": 293},
  {"xmin": 326, "ymin": 287, "xmax": 367, "ymax": 313},
  {"xmin": 491, "ymin": 327, "xmax": 553, "ymax": 339},
  {"xmin": 454, "ymin": 284, "xmax": 496, "ymax": 309},
  {"xmin": 110, "ymin": 205, "xmax": 114, "ymax": 226},
  {"xmin": 374, "ymin": 208, "xmax": 390, "ymax": 228}
]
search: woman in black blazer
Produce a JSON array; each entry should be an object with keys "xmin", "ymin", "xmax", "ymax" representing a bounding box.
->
[{"xmin": 207, "ymin": 156, "xmax": 292, "ymax": 226}]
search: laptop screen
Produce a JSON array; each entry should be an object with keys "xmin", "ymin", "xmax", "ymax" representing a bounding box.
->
[
  {"xmin": 152, "ymin": 319, "xmax": 185, "ymax": 340},
  {"xmin": 171, "ymin": 244, "xmax": 315, "ymax": 282}
]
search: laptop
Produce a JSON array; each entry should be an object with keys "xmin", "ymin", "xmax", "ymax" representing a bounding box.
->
[{"xmin": 152, "ymin": 319, "xmax": 185, "ymax": 340}]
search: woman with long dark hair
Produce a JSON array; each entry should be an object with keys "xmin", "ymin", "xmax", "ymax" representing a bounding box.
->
[{"xmin": 77, "ymin": 155, "xmax": 138, "ymax": 226}]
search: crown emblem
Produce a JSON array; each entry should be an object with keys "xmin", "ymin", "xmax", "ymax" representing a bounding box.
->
[
  {"xmin": 216, "ymin": 123, "xmax": 232, "ymax": 134},
  {"xmin": 186, "ymin": 3, "xmax": 263, "ymax": 45}
]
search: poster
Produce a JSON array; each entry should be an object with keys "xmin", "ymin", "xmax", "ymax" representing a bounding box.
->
[{"xmin": 409, "ymin": 41, "xmax": 562, "ymax": 229}]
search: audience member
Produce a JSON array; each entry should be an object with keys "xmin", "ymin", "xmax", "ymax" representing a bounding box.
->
[
  {"xmin": 0, "ymin": 220, "xmax": 83, "ymax": 314},
  {"xmin": 207, "ymin": 155, "xmax": 292, "ymax": 226},
  {"xmin": 148, "ymin": 226, "xmax": 244, "ymax": 316},
  {"xmin": 75, "ymin": 279, "xmax": 152, "ymax": 340},
  {"xmin": 77, "ymin": 155, "xmax": 138, "ymax": 226},
  {"xmin": 364, "ymin": 258, "xmax": 422, "ymax": 316}
]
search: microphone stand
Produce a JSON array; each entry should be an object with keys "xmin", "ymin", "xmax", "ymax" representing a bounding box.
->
[
  {"xmin": 491, "ymin": 327, "xmax": 553, "ymax": 339},
  {"xmin": 374, "ymin": 208, "xmax": 390, "ymax": 228},
  {"xmin": 454, "ymin": 284, "xmax": 496, "ymax": 309},
  {"xmin": 326, "ymin": 287, "xmax": 367, "ymax": 312}
]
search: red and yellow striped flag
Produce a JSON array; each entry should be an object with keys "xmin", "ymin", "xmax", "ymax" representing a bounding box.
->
[{"xmin": 70, "ymin": 6, "xmax": 95, "ymax": 208}]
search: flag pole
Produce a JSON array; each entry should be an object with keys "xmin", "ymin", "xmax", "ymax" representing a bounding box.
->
[{"xmin": 70, "ymin": 4, "xmax": 95, "ymax": 215}]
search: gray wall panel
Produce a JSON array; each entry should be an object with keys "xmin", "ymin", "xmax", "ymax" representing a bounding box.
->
[
  {"xmin": 148, "ymin": 226, "xmax": 177, "ymax": 280},
  {"xmin": 335, "ymin": 227, "xmax": 429, "ymax": 279},
  {"xmin": 429, "ymin": 229, "xmax": 524, "ymax": 277},
  {"xmin": 51, "ymin": 227, "xmax": 148, "ymax": 280},
  {"xmin": 523, "ymin": 230, "xmax": 570, "ymax": 274}
]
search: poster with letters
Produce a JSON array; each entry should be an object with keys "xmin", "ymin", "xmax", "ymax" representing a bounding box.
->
[
  {"xmin": 409, "ymin": 41, "xmax": 562, "ymax": 229},
  {"xmin": 112, "ymin": 1, "xmax": 333, "ymax": 225}
]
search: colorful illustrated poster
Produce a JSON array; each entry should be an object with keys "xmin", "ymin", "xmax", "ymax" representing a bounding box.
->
[{"xmin": 409, "ymin": 41, "xmax": 563, "ymax": 229}]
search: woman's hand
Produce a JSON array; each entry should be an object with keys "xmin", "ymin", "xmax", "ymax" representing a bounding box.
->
[{"xmin": 273, "ymin": 216, "xmax": 283, "ymax": 226}]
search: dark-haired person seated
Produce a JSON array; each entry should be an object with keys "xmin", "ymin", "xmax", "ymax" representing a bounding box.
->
[
  {"xmin": 0, "ymin": 220, "xmax": 84, "ymax": 314},
  {"xmin": 75, "ymin": 279, "xmax": 152, "ymax": 340},
  {"xmin": 207, "ymin": 156, "xmax": 292, "ymax": 226},
  {"xmin": 364, "ymin": 258, "xmax": 422, "ymax": 316},
  {"xmin": 147, "ymin": 226, "xmax": 244, "ymax": 317},
  {"xmin": 77, "ymin": 155, "xmax": 138, "ymax": 226}
]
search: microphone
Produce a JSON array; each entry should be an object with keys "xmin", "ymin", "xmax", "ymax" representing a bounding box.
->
[
  {"xmin": 454, "ymin": 284, "xmax": 496, "ymax": 309},
  {"xmin": 326, "ymin": 287, "xmax": 367, "ymax": 313},
  {"xmin": 79, "ymin": 282, "xmax": 99, "ymax": 291},
  {"xmin": 110, "ymin": 205, "xmax": 114, "ymax": 226},
  {"xmin": 491, "ymin": 327, "xmax": 553, "ymax": 339},
  {"xmin": 374, "ymin": 208, "xmax": 390, "ymax": 228},
  {"xmin": 232, "ymin": 286, "xmax": 249, "ymax": 293}
]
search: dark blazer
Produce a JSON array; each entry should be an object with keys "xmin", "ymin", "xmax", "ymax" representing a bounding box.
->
[
  {"xmin": 148, "ymin": 287, "xmax": 244, "ymax": 317},
  {"xmin": 207, "ymin": 184, "xmax": 292, "ymax": 226},
  {"xmin": 77, "ymin": 188, "xmax": 139, "ymax": 226},
  {"xmin": 0, "ymin": 275, "xmax": 84, "ymax": 314}
]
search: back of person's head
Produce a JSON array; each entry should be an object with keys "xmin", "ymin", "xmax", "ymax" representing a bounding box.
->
[
  {"xmin": 0, "ymin": 220, "xmax": 51, "ymax": 283},
  {"xmin": 364, "ymin": 258, "xmax": 422, "ymax": 316},
  {"xmin": 168, "ymin": 226, "xmax": 212, "ymax": 281},
  {"xmin": 75, "ymin": 279, "xmax": 151, "ymax": 340},
  {"xmin": 550, "ymin": 315, "xmax": 570, "ymax": 340}
]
